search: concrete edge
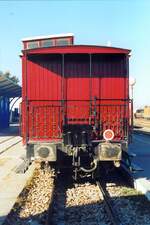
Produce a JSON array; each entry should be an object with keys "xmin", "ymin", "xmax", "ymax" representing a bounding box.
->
[
  {"xmin": 134, "ymin": 178, "xmax": 150, "ymax": 201},
  {"xmin": 133, "ymin": 129, "xmax": 150, "ymax": 201},
  {"xmin": 0, "ymin": 162, "xmax": 36, "ymax": 225}
]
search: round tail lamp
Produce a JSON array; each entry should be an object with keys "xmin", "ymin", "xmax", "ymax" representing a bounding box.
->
[{"xmin": 103, "ymin": 129, "xmax": 114, "ymax": 141}]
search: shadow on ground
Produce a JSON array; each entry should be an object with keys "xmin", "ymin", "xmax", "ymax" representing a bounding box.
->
[
  {"xmin": 2, "ymin": 183, "xmax": 150, "ymax": 225},
  {"xmin": 0, "ymin": 124, "xmax": 20, "ymax": 137}
]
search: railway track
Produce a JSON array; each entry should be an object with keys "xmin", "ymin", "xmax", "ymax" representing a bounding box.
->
[
  {"xmin": 46, "ymin": 174, "xmax": 120, "ymax": 225},
  {"xmin": 96, "ymin": 180, "xmax": 122, "ymax": 225},
  {"xmin": 0, "ymin": 136, "xmax": 16, "ymax": 144},
  {"xmin": 46, "ymin": 172, "xmax": 70, "ymax": 225},
  {"xmin": 4, "ymin": 166, "xmax": 150, "ymax": 225},
  {"xmin": 0, "ymin": 136, "xmax": 22, "ymax": 155},
  {"xmin": 46, "ymin": 166, "xmax": 135, "ymax": 225},
  {"xmin": 47, "ymin": 178, "xmax": 123, "ymax": 225}
]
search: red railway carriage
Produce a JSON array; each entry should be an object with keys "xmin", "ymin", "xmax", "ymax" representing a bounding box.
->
[{"xmin": 21, "ymin": 34, "xmax": 132, "ymax": 178}]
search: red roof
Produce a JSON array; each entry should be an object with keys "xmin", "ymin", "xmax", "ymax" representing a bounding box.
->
[{"xmin": 23, "ymin": 45, "xmax": 131, "ymax": 55}]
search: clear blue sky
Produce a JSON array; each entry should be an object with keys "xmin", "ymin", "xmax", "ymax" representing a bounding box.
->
[{"xmin": 0, "ymin": 0, "xmax": 149, "ymax": 109}]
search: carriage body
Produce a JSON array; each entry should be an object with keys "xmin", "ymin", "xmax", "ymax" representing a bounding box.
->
[{"xmin": 21, "ymin": 34, "xmax": 132, "ymax": 176}]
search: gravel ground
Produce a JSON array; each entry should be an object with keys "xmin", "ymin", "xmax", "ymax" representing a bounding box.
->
[
  {"xmin": 106, "ymin": 182, "xmax": 150, "ymax": 225},
  {"xmin": 51, "ymin": 181, "xmax": 111, "ymax": 225},
  {"xmin": 3, "ymin": 163, "xmax": 55, "ymax": 225},
  {"xmin": 3, "ymin": 163, "xmax": 150, "ymax": 225},
  {"xmin": 65, "ymin": 182, "xmax": 111, "ymax": 225}
]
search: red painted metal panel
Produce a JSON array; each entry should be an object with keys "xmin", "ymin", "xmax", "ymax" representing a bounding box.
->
[
  {"xmin": 22, "ymin": 47, "xmax": 130, "ymax": 143},
  {"xmin": 90, "ymin": 54, "xmax": 129, "ymax": 140},
  {"xmin": 22, "ymin": 54, "xmax": 63, "ymax": 142},
  {"xmin": 65, "ymin": 54, "xmax": 90, "ymax": 100},
  {"xmin": 64, "ymin": 55, "xmax": 90, "ymax": 127},
  {"xmin": 27, "ymin": 55, "xmax": 62, "ymax": 100}
]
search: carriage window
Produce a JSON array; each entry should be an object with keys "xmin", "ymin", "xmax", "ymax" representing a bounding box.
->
[
  {"xmin": 27, "ymin": 41, "xmax": 39, "ymax": 49},
  {"xmin": 56, "ymin": 38, "xmax": 70, "ymax": 46},
  {"xmin": 42, "ymin": 39, "xmax": 53, "ymax": 47}
]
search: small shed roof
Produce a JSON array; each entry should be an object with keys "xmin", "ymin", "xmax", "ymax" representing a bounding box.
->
[
  {"xmin": 0, "ymin": 75, "xmax": 21, "ymax": 97},
  {"xmin": 22, "ymin": 33, "xmax": 74, "ymax": 42}
]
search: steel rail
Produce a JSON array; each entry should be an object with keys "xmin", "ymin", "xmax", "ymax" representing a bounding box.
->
[
  {"xmin": 96, "ymin": 181, "xmax": 123, "ymax": 225},
  {"xmin": 0, "ymin": 136, "xmax": 16, "ymax": 144},
  {"xmin": 46, "ymin": 171, "xmax": 71, "ymax": 225},
  {"xmin": 45, "ymin": 184, "xmax": 55, "ymax": 225},
  {"xmin": 45, "ymin": 173, "xmax": 56, "ymax": 225},
  {"xmin": 0, "ymin": 139, "xmax": 22, "ymax": 156}
]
